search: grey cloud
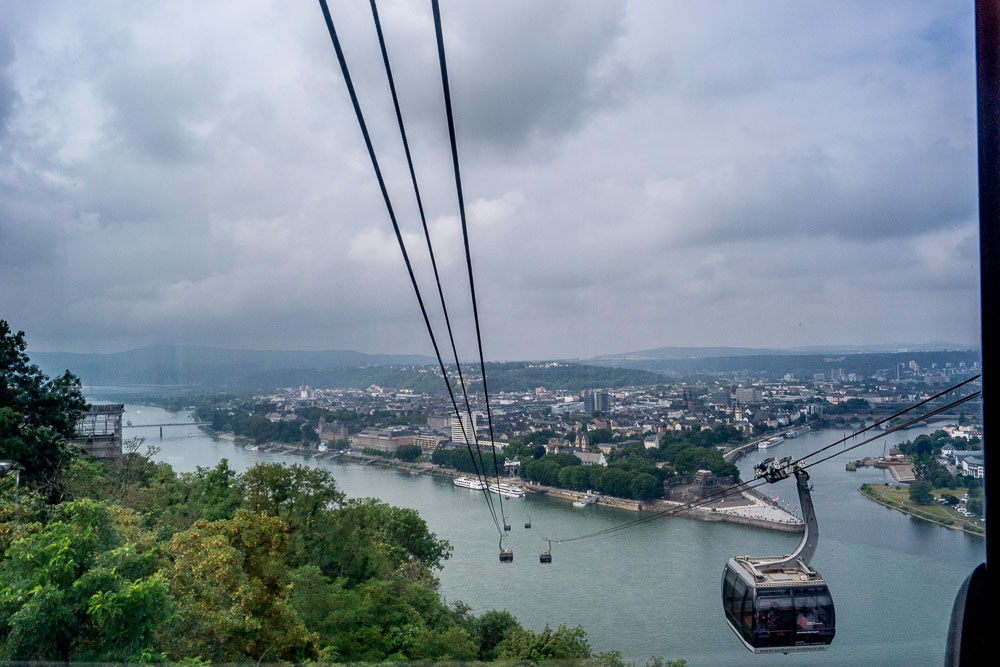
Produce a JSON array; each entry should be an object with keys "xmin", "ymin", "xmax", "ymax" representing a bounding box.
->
[
  {"xmin": 637, "ymin": 139, "xmax": 976, "ymax": 247},
  {"xmin": 0, "ymin": 31, "xmax": 18, "ymax": 136},
  {"xmin": 446, "ymin": 0, "xmax": 629, "ymax": 150},
  {"xmin": 0, "ymin": 1, "xmax": 982, "ymax": 358},
  {"xmin": 349, "ymin": 0, "xmax": 631, "ymax": 157}
]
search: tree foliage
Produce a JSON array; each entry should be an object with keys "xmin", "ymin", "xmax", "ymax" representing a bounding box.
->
[
  {"xmin": 496, "ymin": 623, "xmax": 592, "ymax": 661},
  {"xmin": 0, "ymin": 499, "xmax": 170, "ymax": 661},
  {"xmin": 394, "ymin": 443, "xmax": 422, "ymax": 462},
  {"xmin": 1, "ymin": 451, "xmax": 528, "ymax": 662},
  {"xmin": 432, "ymin": 447, "xmax": 503, "ymax": 477},
  {"xmin": 0, "ymin": 320, "xmax": 87, "ymax": 495},
  {"xmin": 908, "ymin": 480, "xmax": 934, "ymax": 505}
]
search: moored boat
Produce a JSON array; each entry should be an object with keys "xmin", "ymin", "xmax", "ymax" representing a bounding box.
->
[
  {"xmin": 757, "ymin": 436, "xmax": 782, "ymax": 449},
  {"xmin": 454, "ymin": 476, "xmax": 487, "ymax": 490},
  {"xmin": 488, "ymin": 481, "xmax": 526, "ymax": 498}
]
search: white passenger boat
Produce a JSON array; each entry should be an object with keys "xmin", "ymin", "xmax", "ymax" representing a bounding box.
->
[
  {"xmin": 488, "ymin": 481, "xmax": 526, "ymax": 498},
  {"xmin": 454, "ymin": 476, "xmax": 487, "ymax": 490},
  {"xmin": 784, "ymin": 425, "xmax": 811, "ymax": 438},
  {"xmin": 757, "ymin": 436, "xmax": 782, "ymax": 449}
]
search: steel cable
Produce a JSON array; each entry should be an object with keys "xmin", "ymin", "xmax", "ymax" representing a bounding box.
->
[
  {"xmin": 317, "ymin": 0, "xmax": 502, "ymax": 536},
  {"xmin": 431, "ymin": 0, "xmax": 508, "ymax": 527},
  {"xmin": 368, "ymin": 0, "xmax": 501, "ymax": 526}
]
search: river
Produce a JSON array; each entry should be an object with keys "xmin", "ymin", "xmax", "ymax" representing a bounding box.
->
[{"xmin": 121, "ymin": 404, "xmax": 984, "ymax": 665}]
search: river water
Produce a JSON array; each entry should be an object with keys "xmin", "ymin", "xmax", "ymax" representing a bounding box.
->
[{"xmin": 121, "ymin": 405, "xmax": 984, "ymax": 665}]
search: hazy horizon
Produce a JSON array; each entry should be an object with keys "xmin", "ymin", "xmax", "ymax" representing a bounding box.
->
[{"xmin": 25, "ymin": 338, "xmax": 980, "ymax": 361}]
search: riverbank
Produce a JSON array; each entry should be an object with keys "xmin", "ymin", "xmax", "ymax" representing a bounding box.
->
[
  {"xmin": 525, "ymin": 483, "xmax": 803, "ymax": 532},
  {"xmin": 859, "ymin": 484, "xmax": 984, "ymax": 536},
  {"xmin": 201, "ymin": 426, "xmax": 803, "ymax": 532},
  {"xmin": 526, "ymin": 484, "xmax": 643, "ymax": 511},
  {"xmin": 343, "ymin": 455, "xmax": 803, "ymax": 532}
]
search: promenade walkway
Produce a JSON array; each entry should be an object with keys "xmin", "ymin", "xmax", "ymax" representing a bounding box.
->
[{"xmin": 711, "ymin": 489, "xmax": 803, "ymax": 526}]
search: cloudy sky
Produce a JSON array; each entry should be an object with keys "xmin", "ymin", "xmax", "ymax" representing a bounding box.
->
[{"xmin": 0, "ymin": 1, "xmax": 981, "ymax": 360}]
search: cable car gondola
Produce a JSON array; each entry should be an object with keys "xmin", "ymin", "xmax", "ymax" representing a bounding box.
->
[
  {"xmin": 539, "ymin": 539, "xmax": 552, "ymax": 563},
  {"xmin": 524, "ymin": 515, "xmax": 532, "ymax": 529},
  {"xmin": 721, "ymin": 458, "xmax": 835, "ymax": 654},
  {"xmin": 499, "ymin": 536, "xmax": 513, "ymax": 562}
]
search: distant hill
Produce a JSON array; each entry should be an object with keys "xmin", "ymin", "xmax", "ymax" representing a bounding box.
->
[
  {"xmin": 31, "ymin": 345, "xmax": 435, "ymax": 388},
  {"xmin": 592, "ymin": 351, "xmax": 980, "ymax": 378},
  {"xmin": 785, "ymin": 342, "xmax": 978, "ymax": 354},
  {"xmin": 230, "ymin": 362, "xmax": 665, "ymax": 393},
  {"xmin": 593, "ymin": 346, "xmax": 780, "ymax": 361},
  {"xmin": 30, "ymin": 346, "xmax": 665, "ymax": 394},
  {"xmin": 593, "ymin": 342, "xmax": 977, "ymax": 363}
]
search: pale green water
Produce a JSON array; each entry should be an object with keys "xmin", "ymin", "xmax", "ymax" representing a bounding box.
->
[{"xmin": 123, "ymin": 404, "xmax": 984, "ymax": 665}]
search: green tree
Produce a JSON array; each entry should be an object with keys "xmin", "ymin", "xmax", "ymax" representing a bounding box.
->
[
  {"xmin": 240, "ymin": 462, "xmax": 345, "ymax": 567},
  {"xmin": 599, "ymin": 468, "xmax": 632, "ymax": 497},
  {"xmin": 496, "ymin": 624, "xmax": 591, "ymax": 661},
  {"xmin": 587, "ymin": 428, "xmax": 615, "ymax": 444},
  {"xmin": 630, "ymin": 472, "xmax": 663, "ymax": 499},
  {"xmin": 967, "ymin": 485, "xmax": 984, "ymax": 516},
  {"xmin": 843, "ymin": 398, "xmax": 870, "ymax": 411},
  {"xmin": 179, "ymin": 460, "xmax": 243, "ymax": 524},
  {"xmin": 321, "ymin": 498, "xmax": 452, "ymax": 585},
  {"xmin": 241, "ymin": 462, "xmax": 344, "ymax": 522},
  {"xmin": 0, "ymin": 499, "xmax": 170, "ymax": 662},
  {"xmin": 0, "ymin": 321, "xmax": 87, "ymax": 497},
  {"xmin": 395, "ymin": 444, "xmax": 422, "ymax": 462},
  {"xmin": 908, "ymin": 480, "xmax": 933, "ymax": 505},
  {"xmin": 160, "ymin": 510, "xmax": 316, "ymax": 662},
  {"xmin": 475, "ymin": 609, "xmax": 522, "ymax": 660}
]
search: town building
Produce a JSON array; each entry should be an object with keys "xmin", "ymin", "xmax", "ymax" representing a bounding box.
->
[
  {"xmin": 72, "ymin": 404, "xmax": 124, "ymax": 466},
  {"xmin": 414, "ymin": 432, "xmax": 448, "ymax": 453},
  {"xmin": 583, "ymin": 389, "xmax": 611, "ymax": 413},
  {"xmin": 451, "ymin": 412, "xmax": 478, "ymax": 445},
  {"xmin": 574, "ymin": 451, "xmax": 607, "ymax": 466},
  {"xmin": 350, "ymin": 427, "xmax": 414, "ymax": 453}
]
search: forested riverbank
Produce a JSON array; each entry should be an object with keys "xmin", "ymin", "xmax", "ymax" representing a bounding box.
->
[
  {"xmin": 1, "ymin": 454, "xmax": 634, "ymax": 663},
  {"xmin": 2, "ymin": 321, "xmax": 688, "ymax": 664}
]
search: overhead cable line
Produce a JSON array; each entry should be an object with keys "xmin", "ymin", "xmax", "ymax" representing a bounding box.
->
[
  {"xmin": 368, "ymin": 0, "xmax": 498, "ymax": 518},
  {"xmin": 549, "ymin": 378, "xmax": 981, "ymax": 545},
  {"xmin": 431, "ymin": 0, "xmax": 508, "ymax": 526},
  {"xmin": 316, "ymin": 0, "xmax": 502, "ymax": 536}
]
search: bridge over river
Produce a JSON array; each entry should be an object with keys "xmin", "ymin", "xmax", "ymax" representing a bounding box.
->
[
  {"xmin": 124, "ymin": 422, "xmax": 210, "ymax": 428},
  {"xmin": 123, "ymin": 421, "xmax": 210, "ymax": 438}
]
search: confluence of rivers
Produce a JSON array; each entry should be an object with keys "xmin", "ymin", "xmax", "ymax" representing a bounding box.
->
[{"xmin": 122, "ymin": 404, "xmax": 984, "ymax": 666}]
